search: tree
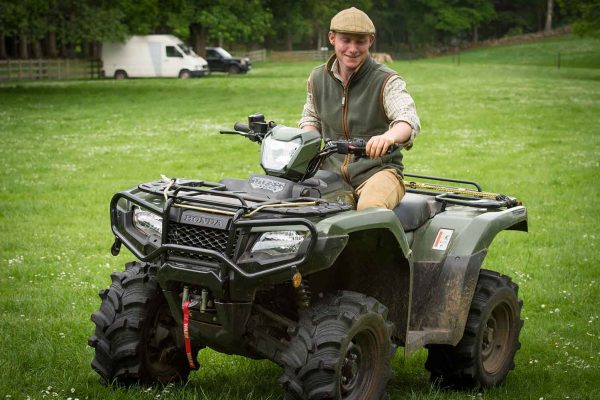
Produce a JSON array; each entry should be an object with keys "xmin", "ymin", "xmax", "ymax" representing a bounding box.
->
[
  {"xmin": 421, "ymin": 0, "xmax": 496, "ymax": 43},
  {"xmin": 545, "ymin": 0, "xmax": 555, "ymax": 32},
  {"xmin": 265, "ymin": 0, "xmax": 311, "ymax": 50},
  {"xmin": 161, "ymin": 0, "xmax": 272, "ymax": 56},
  {"xmin": 558, "ymin": 0, "xmax": 600, "ymax": 37}
]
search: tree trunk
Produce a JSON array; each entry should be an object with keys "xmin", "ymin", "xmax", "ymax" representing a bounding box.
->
[
  {"xmin": 19, "ymin": 34, "xmax": 28, "ymax": 59},
  {"xmin": 32, "ymin": 40, "xmax": 43, "ymax": 59},
  {"xmin": 81, "ymin": 41, "xmax": 90, "ymax": 58},
  {"xmin": 473, "ymin": 25, "xmax": 479, "ymax": 43},
  {"xmin": 286, "ymin": 31, "xmax": 293, "ymax": 51},
  {"xmin": 0, "ymin": 32, "xmax": 7, "ymax": 59},
  {"xmin": 545, "ymin": 0, "xmax": 554, "ymax": 32},
  {"xmin": 189, "ymin": 23, "xmax": 208, "ymax": 57},
  {"xmin": 92, "ymin": 41, "xmax": 101, "ymax": 59},
  {"xmin": 46, "ymin": 31, "xmax": 58, "ymax": 58}
]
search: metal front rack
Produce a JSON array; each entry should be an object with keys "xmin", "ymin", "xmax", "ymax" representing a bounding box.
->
[{"xmin": 110, "ymin": 178, "xmax": 351, "ymax": 280}]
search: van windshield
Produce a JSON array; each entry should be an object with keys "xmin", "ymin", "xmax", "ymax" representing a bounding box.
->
[{"xmin": 177, "ymin": 44, "xmax": 193, "ymax": 55}]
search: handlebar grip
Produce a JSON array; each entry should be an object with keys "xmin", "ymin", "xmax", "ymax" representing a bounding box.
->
[{"xmin": 234, "ymin": 122, "xmax": 251, "ymax": 133}]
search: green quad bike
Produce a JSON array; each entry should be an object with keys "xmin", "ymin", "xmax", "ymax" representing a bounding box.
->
[{"xmin": 89, "ymin": 113, "xmax": 527, "ymax": 399}]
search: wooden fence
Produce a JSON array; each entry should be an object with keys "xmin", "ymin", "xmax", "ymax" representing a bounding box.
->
[
  {"xmin": 270, "ymin": 50, "xmax": 332, "ymax": 62},
  {"xmin": 0, "ymin": 59, "xmax": 102, "ymax": 81},
  {"xmin": 242, "ymin": 49, "xmax": 268, "ymax": 63}
]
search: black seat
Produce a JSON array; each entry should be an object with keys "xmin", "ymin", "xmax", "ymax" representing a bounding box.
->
[{"xmin": 393, "ymin": 193, "xmax": 441, "ymax": 231}]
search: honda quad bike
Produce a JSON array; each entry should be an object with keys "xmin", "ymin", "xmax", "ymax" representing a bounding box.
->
[{"xmin": 89, "ymin": 113, "xmax": 527, "ymax": 399}]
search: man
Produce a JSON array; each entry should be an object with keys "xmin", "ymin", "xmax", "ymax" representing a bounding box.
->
[{"xmin": 299, "ymin": 7, "xmax": 420, "ymax": 210}]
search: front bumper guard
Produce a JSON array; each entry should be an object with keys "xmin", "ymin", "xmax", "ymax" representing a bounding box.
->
[{"xmin": 110, "ymin": 190, "xmax": 320, "ymax": 281}]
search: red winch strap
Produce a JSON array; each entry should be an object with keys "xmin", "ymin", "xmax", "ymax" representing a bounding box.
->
[{"xmin": 182, "ymin": 300, "xmax": 196, "ymax": 369}]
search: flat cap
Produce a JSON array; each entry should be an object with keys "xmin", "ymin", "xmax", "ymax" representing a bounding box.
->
[{"xmin": 330, "ymin": 7, "xmax": 375, "ymax": 35}]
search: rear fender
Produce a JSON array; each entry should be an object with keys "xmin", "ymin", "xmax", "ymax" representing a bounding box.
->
[{"xmin": 407, "ymin": 205, "xmax": 527, "ymax": 353}]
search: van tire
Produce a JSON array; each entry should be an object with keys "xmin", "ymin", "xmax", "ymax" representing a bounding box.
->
[
  {"xmin": 114, "ymin": 70, "xmax": 128, "ymax": 80},
  {"xmin": 179, "ymin": 70, "xmax": 191, "ymax": 79},
  {"xmin": 228, "ymin": 65, "xmax": 240, "ymax": 74}
]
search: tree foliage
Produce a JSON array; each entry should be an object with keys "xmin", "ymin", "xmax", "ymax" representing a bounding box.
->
[
  {"xmin": 558, "ymin": 0, "xmax": 600, "ymax": 37},
  {"xmin": 0, "ymin": 0, "xmax": 573, "ymax": 59}
]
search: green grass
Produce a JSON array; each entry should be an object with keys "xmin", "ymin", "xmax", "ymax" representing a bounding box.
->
[
  {"xmin": 1, "ymin": 35, "xmax": 599, "ymax": 399},
  {"xmin": 434, "ymin": 34, "xmax": 600, "ymax": 69}
]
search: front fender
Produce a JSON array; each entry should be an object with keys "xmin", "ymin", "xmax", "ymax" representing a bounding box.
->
[{"xmin": 316, "ymin": 208, "xmax": 412, "ymax": 260}]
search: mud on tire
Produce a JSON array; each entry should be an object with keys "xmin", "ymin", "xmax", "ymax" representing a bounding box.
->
[
  {"xmin": 278, "ymin": 291, "xmax": 396, "ymax": 400},
  {"xmin": 425, "ymin": 269, "xmax": 523, "ymax": 389},
  {"xmin": 88, "ymin": 262, "xmax": 196, "ymax": 385}
]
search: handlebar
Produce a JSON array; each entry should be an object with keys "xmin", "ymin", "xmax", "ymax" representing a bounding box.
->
[
  {"xmin": 324, "ymin": 138, "xmax": 399, "ymax": 158},
  {"xmin": 233, "ymin": 122, "xmax": 251, "ymax": 133}
]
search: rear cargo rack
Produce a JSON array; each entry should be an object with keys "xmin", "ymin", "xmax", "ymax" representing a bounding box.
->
[{"xmin": 403, "ymin": 173, "xmax": 520, "ymax": 209}]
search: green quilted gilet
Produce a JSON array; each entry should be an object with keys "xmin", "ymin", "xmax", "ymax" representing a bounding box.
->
[{"xmin": 310, "ymin": 55, "xmax": 404, "ymax": 187}]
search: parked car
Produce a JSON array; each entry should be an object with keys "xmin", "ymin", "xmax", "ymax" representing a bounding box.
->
[
  {"xmin": 102, "ymin": 35, "xmax": 209, "ymax": 79},
  {"xmin": 205, "ymin": 47, "xmax": 251, "ymax": 74}
]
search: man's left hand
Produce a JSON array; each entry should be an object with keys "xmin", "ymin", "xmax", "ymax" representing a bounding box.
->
[{"xmin": 366, "ymin": 134, "xmax": 396, "ymax": 159}]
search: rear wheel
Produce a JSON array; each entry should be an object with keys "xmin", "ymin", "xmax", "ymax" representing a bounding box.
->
[
  {"xmin": 279, "ymin": 291, "xmax": 395, "ymax": 399},
  {"xmin": 114, "ymin": 70, "xmax": 127, "ymax": 80},
  {"xmin": 88, "ymin": 262, "xmax": 196, "ymax": 385},
  {"xmin": 425, "ymin": 269, "xmax": 523, "ymax": 389}
]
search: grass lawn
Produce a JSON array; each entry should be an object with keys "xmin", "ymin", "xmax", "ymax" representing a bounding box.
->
[{"xmin": 0, "ymin": 35, "xmax": 599, "ymax": 399}]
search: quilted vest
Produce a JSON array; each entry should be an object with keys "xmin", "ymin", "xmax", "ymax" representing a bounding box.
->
[{"xmin": 310, "ymin": 54, "xmax": 404, "ymax": 187}]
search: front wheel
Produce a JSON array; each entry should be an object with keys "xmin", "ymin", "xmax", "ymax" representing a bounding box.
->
[
  {"xmin": 178, "ymin": 69, "xmax": 191, "ymax": 79},
  {"xmin": 279, "ymin": 291, "xmax": 395, "ymax": 400},
  {"xmin": 88, "ymin": 262, "xmax": 196, "ymax": 385},
  {"xmin": 114, "ymin": 70, "xmax": 127, "ymax": 80},
  {"xmin": 425, "ymin": 269, "xmax": 523, "ymax": 389}
]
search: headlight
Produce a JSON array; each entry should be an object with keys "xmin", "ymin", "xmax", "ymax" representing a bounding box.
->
[
  {"xmin": 261, "ymin": 136, "xmax": 301, "ymax": 172},
  {"xmin": 133, "ymin": 207, "xmax": 163, "ymax": 237},
  {"xmin": 251, "ymin": 230, "xmax": 309, "ymax": 257}
]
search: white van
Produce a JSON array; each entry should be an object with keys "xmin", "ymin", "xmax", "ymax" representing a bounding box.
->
[{"xmin": 102, "ymin": 35, "xmax": 209, "ymax": 79}]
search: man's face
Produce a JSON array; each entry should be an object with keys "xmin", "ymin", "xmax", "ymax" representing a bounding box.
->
[{"xmin": 329, "ymin": 32, "xmax": 374, "ymax": 72}]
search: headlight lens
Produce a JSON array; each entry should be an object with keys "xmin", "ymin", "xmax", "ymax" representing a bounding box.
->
[
  {"xmin": 261, "ymin": 136, "xmax": 301, "ymax": 172},
  {"xmin": 251, "ymin": 230, "xmax": 309, "ymax": 257},
  {"xmin": 132, "ymin": 207, "xmax": 163, "ymax": 237}
]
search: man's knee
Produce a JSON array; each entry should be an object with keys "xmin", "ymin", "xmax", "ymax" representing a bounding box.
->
[{"xmin": 355, "ymin": 169, "xmax": 405, "ymax": 210}]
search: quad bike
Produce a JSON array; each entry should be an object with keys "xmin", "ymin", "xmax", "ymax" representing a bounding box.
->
[{"xmin": 89, "ymin": 113, "xmax": 527, "ymax": 399}]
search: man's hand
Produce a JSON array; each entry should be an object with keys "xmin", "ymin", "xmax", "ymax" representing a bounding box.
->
[
  {"xmin": 366, "ymin": 134, "xmax": 396, "ymax": 158},
  {"xmin": 365, "ymin": 121, "xmax": 413, "ymax": 159}
]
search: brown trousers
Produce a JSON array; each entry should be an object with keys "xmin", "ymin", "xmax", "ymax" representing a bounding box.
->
[{"xmin": 355, "ymin": 169, "xmax": 406, "ymax": 210}]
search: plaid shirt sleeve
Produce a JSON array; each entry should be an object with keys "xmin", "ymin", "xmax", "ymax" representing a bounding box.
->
[
  {"xmin": 383, "ymin": 75, "xmax": 421, "ymax": 149},
  {"xmin": 298, "ymin": 73, "xmax": 322, "ymax": 131}
]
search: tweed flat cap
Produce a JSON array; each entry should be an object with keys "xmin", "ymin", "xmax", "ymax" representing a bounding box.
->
[{"xmin": 330, "ymin": 7, "xmax": 375, "ymax": 35}]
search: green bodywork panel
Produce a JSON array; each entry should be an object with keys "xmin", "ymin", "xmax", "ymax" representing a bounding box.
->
[
  {"xmin": 316, "ymin": 208, "xmax": 411, "ymax": 260},
  {"xmin": 411, "ymin": 205, "xmax": 528, "ymax": 263}
]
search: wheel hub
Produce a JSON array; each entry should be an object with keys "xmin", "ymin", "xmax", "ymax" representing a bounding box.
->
[
  {"xmin": 481, "ymin": 302, "xmax": 513, "ymax": 374},
  {"xmin": 340, "ymin": 342, "xmax": 362, "ymax": 394}
]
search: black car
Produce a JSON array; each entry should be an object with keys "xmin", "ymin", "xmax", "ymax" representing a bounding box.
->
[{"xmin": 205, "ymin": 47, "xmax": 251, "ymax": 74}]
